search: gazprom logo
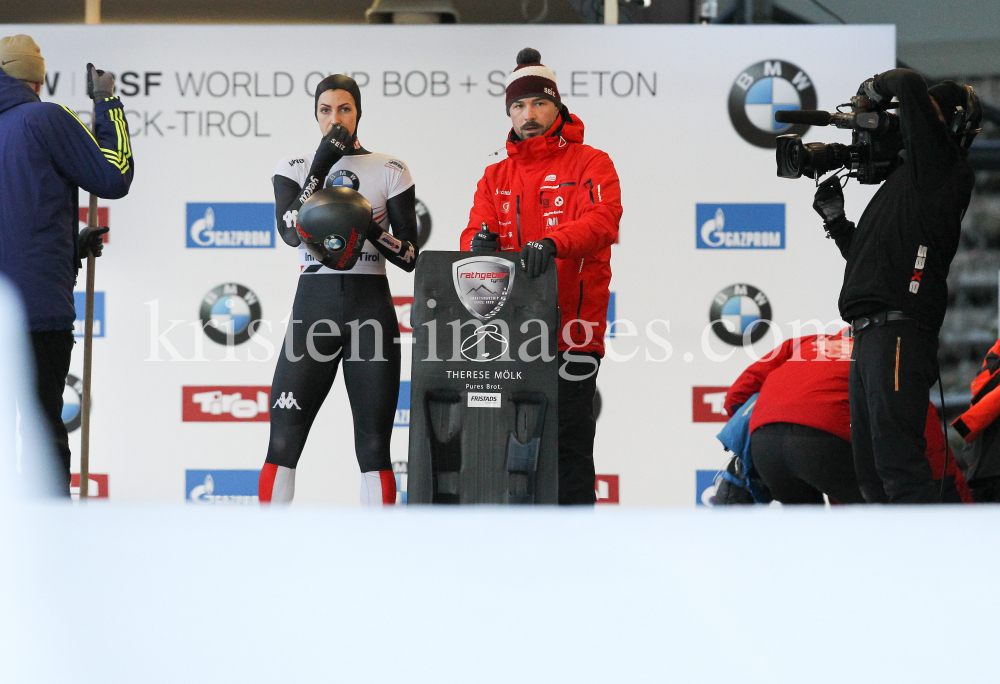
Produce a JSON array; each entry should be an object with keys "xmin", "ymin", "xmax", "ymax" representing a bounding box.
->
[
  {"xmin": 696, "ymin": 204, "xmax": 785, "ymax": 249},
  {"xmin": 73, "ymin": 291, "xmax": 105, "ymax": 337},
  {"xmin": 186, "ymin": 203, "xmax": 275, "ymax": 249}
]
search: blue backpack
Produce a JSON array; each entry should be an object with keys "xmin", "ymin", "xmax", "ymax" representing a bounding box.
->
[{"xmin": 715, "ymin": 394, "xmax": 773, "ymax": 503}]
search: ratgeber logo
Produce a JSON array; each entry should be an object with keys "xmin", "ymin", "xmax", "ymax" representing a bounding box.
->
[
  {"xmin": 452, "ymin": 256, "xmax": 514, "ymax": 321},
  {"xmin": 187, "ymin": 203, "xmax": 274, "ymax": 248},
  {"xmin": 696, "ymin": 204, "xmax": 785, "ymax": 249},
  {"xmin": 182, "ymin": 386, "xmax": 270, "ymax": 422}
]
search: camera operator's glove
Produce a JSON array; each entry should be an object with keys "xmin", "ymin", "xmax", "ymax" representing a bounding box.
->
[
  {"xmin": 520, "ymin": 239, "xmax": 556, "ymax": 278},
  {"xmin": 852, "ymin": 76, "xmax": 887, "ymax": 111},
  {"xmin": 86, "ymin": 63, "xmax": 115, "ymax": 101},
  {"xmin": 813, "ymin": 177, "xmax": 847, "ymax": 235},
  {"xmin": 79, "ymin": 226, "xmax": 109, "ymax": 258},
  {"xmin": 310, "ymin": 124, "xmax": 353, "ymax": 178},
  {"xmin": 470, "ymin": 224, "xmax": 501, "ymax": 252}
]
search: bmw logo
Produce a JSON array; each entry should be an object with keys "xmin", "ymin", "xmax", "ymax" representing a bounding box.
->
[
  {"xmin": 728, "ymin": 60, "xmax": 817, "ymax": 148},
  {"xmin": 415, "ymin": 199, "xmax": 432, "ymax": 248},
  {"xmin": 199, "ymin": 283, "xmax": 263, "ymax": 346},
  {"xmin": 326, "ymin": 170, "xmax": 360, "ymax": 190},
  {"xmin": 324, "ymin": 235, "xmax": 346, "ymax": 251},
  {"xmin": 709, "ymin": 284, "xmax": 773, "ymax": 346},
  {"xmin": 62, "ymin": 373, "xmax": 84, "ymax": 432}
]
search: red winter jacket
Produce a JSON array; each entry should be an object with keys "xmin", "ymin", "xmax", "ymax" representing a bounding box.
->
[
  {"xmin": 725, "ymin": 332, "xmax": 972, "ymax": 502},
  {"xmin": 953, "ymin": 337, "xmax": 1000, "ymax": 442},
  {"xmin": 461, "ymin": 110, "xmax": 622, "ymax": 356}
]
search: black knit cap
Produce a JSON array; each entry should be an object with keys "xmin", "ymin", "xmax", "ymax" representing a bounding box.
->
[
  {"xmin": 927, "ymin": 80, "xmax": 969, "ymax": 125},
  {"xmin": 314, "ymin": 74, "xmax": 362, "ymax": 125}
]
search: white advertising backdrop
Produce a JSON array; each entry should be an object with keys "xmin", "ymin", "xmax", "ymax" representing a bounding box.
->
[{"xmin": 4, "ymin": 24, "xmax": 895, "ymax": 505}]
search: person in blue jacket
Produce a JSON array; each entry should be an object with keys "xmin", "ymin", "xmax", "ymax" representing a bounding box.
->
[{"xmin": 0, "ymin": 34, "xmax": 134, "ymax": 495}]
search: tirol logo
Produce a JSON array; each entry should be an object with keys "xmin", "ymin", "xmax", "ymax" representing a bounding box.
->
[
  {"xmin": 709, "ymin": 284, "xmax": 772, "ymax": 346},
  {"xmin": 70, "ymin": 473, "xmax": 109, "ymax": 500},
  {"xmin": 78, "ymin": 207, "xmax": 110, "ymax": 244},
  {"xmin": 595, "ymin": 474, "xmax": 619, "ymax": 504},
  {"xmin": 728, "ymin": 60, "xmax": 817, "ymax": 149},
  {"xmin": 186, "ymin": 470, "xmax": 260, "ymax": 504},
  {"xmin": 199, "ymin": 283, "xmax": 262, "ymax": 345},
  {"xmin": 63, "ymin": 373, "xmax": 84, "ymax": 433},
  {"xmin": 693, "ymin": 386, "xmax": 730, "ymax": 423},
  {"xmin": 186, "ymin": 203, "xmax": 275, "ymax": 248},
  {"xmin": 183, "ymin": 386, "xmax": 270, "ymax": 422},
  {"xmin": 415, "ymin": 199, "xmax": 432, "ymax": 248},
  {"xmin": 74, "ymin": 291, "xmax": 105, "ymax": 337},
  {"xmin": 697, "ymin": 204, "xmax": 785, "ymax": 250},
  {"xmin": 326, "ymin": 169, "xmax": 360, "ymax": 190},
  {"xmin": 696, "ymin": 470, "xmax": 719, "ymax": 507},
  {"xmin": 393, "ymin": 296, "xmax": 413, "ymax": 333},
  {"xmin": 452, "ymin": 256, "xmax": 514, "ymax": 321}
]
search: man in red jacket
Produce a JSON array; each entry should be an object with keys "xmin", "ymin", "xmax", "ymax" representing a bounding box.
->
[
  {"xmin": 725, "ymin": 330, "xmax": 971, "ymax": 503},
  {"xmin": 461, "ymin": 47, "xmax": 622, "ymax": 504}
]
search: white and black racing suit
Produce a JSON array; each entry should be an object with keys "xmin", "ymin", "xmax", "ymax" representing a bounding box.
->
[{"xmin": 259, "ymin": 142, "xmax": 418, "ymax": 505}]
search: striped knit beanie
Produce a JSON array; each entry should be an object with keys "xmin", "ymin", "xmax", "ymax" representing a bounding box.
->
[{"xmin": 505, "ymin": 47, "xmax": 560, "ymax": 115}]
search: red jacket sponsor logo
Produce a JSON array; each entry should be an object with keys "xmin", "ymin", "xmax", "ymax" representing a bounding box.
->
[
  {"xmin": 595, "ymin": 474, "xmax": 619, "ymax": 504},
  {"xmin": 693, "ymin": 386, "xmax": 730, "ymax": 423},
  {"xmin": 71, "ymin": 473, "xmax": 109, "ymax": 499},
  {"xmin": 183, "ymin": 386, "xmax": 270, "ymax": 422}
]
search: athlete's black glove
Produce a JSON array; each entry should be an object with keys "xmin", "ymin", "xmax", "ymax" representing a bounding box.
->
[
  {"xmin": 86, "ymin": 63, "xmax": 115, "ymax": 101},
  {"xmin": 813, "ymin": 177, "xmax": 846, "ymax": 224},
  {"xmin": 519, "ymin": 239, "xmax": 556, "ymax": 278},
  {"xmin": 79, "ymin": 226, "xmax": 109, "ymax": 258},
  {"xmin": 470, "ymin": 224, "xmax": 501, "ymax": 252},
  {"xmin": 311, "ymin": 124, "xmax": 353, "ymax": 175}
]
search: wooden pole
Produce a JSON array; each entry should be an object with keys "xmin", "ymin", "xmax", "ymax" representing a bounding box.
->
[
  {"xmin": 78, "ymin": 0, "xmax": 101, "ymax": 503},
  {"xmin": 85, "ymin": 0, "xmax": 101, "ymax": 25},
  {"xmin": 604, "ymin": 0, "xmax": 618, "ymax": 24},
  {"xmin": 79, "ymin": 200, "xmax": 96, "ymax": 501}
]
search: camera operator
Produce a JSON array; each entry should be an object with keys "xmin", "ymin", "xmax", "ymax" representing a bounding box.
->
[
  {"xmin": 0, "ymin": 35, "xmax": 134, "ymax": 495},
  {"xmin": 812, "ymin": 69, "xmax": 980, "ymax": 503}
]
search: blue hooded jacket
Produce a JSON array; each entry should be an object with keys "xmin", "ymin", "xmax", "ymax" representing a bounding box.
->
[{"xmin": 0, "ymin": 69, "xmax": 133, "ymax": 331}]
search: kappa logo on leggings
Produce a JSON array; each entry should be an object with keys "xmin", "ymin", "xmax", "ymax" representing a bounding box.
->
[{"xmin": 272, "ymin": 392, "xmax": 302, "ymax": 410}]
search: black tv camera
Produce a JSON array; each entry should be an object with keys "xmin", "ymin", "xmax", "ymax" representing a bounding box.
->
[{"xmin": 774, "ymin": 100, "xmax": 903, "ymax": 185}]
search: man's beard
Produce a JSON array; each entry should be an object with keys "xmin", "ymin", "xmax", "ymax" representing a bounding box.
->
[{"xmin": 518, "ymin": 122, "xmax": 544, "ymax": 139}]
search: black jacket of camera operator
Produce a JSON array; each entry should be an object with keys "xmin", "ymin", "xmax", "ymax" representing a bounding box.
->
[{"xmin": 830, "ymin": 69, "xmax": 975, "ymax": 331}]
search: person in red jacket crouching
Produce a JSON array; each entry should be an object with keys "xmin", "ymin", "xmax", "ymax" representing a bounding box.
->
[
  {"xmin": 461, "ymin": 47, "xmax": 623, "ymax": 505},
  {"xmin": 725, "ymin": 329, "xmax": 971, "ymax": 504}
]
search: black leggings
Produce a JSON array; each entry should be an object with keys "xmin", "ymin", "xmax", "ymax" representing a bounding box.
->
[
  {"xmin": 750, "ymin": 423, "xmax": 866, "ymax": 505},
  {"xmin": 265, "ymin": 274, "xmax": 400, "ymax": 473}
]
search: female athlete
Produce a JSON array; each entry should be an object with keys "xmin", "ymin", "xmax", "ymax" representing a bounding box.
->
[{"xmin": 258, "ymin": 74, "xmax": 418, "ymax": 505}]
